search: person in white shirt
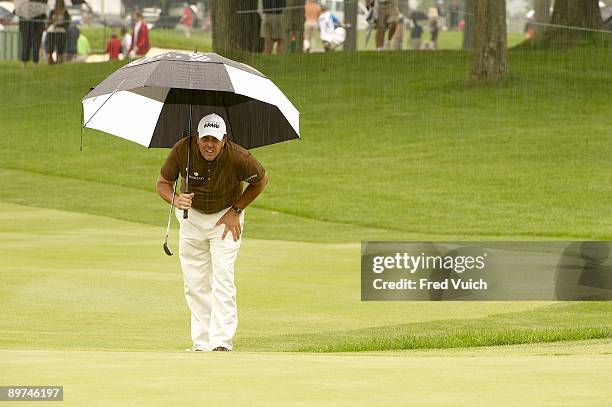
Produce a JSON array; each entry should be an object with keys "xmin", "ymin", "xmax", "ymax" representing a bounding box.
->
[
  {"xmin": 120, "ymin": 26, "xmax": 132, "ymax": 59},
  {"xmin": 317, "ymin": 6, "xmax": 346, "ymax": 52}
]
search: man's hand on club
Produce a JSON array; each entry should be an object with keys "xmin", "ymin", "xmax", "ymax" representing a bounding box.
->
[
  {"xmin": 215, "ymin": 209, "xmax": 242, "ymax": 242},
  {"xmin": 175, "ymin": 193, "xmax": 194, "ymax": 210}
]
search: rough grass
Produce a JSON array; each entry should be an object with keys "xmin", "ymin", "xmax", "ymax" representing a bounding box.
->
[{"xmin": 253, "ymin": 302, "xmax": 612, "ymax": 352}]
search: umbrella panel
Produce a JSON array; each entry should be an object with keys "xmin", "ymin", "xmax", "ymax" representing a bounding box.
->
[{"xmin": 149, "ymin": 89, "xmax": 297, "ymax": 149}]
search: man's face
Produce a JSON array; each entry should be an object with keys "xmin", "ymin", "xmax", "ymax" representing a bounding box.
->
[{"xmin": 197, "ymin": 135, "xmax": 225, "ymax": 161}]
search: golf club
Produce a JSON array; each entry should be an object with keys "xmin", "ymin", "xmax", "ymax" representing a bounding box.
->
[{"xmin": 163, "ymin": 179, "xmax": 178, "ymax": 256}]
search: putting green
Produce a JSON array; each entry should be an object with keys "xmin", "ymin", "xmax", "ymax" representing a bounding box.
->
[
  {"xmin": 0, "ymin": 202, "xmax": 561, "ymax": 352},
  {"xmin": 2, "ymin": 339, "xmax": 611, "ymax": 406}
]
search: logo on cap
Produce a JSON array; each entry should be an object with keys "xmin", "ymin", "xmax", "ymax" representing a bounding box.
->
[{"xmin": 198, "ymin": 113, "xmax": 226, "ymax": 139}]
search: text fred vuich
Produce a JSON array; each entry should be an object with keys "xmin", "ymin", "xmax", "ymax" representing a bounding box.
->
[{"xmin": 370, "ymin": 252, "xmax": 489, "ymax": 292}]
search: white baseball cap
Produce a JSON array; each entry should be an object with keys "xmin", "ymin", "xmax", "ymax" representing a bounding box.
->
[{"xmin": 197, "ymin": 113, "xmax": 226, "ymax": 141}]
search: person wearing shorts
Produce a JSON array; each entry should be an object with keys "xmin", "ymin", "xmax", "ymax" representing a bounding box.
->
[
  {"xmin": 261, "ymin": 0, "xmax": 286, "ymax": 54},
  {"xmin": 375, "ymin": 0, "xmax": 399, "ymax": 50},
  {"xmin": 303, "ymin": 0, "xmax": 322, "ymax": 52},
  {"xmin": 45, "ymin": 0, "xmax": 71, "ymax": 64}
]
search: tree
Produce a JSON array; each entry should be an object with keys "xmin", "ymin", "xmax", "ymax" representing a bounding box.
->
[
  {"xmin": 468, "ymin": 0, "xmax": 508, "ymax": 80},
  {"xmin": 540, "ymin": 0, "xmax": 603, "ymax": 46},
  {"xmin": 462, "ymin": 0, "xmax": 475, "ymax": 49},
  {"xmin": 211, "ymin": 0, "xmax": 261, "ymax": 54},
  {"xmin": 533, "ymin": 0, "xmax": 551, "ymax": 34},
  {"xmin": 343, "ymin": 0, "xmax": 357, "ymax": 51}
]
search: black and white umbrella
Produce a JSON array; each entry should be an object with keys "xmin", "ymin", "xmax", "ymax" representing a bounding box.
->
[
  {"xmin": 81, "ymin": 51, "xmax": 300, "ymax": 150},
  {"xmin": 0, "ymin": 4, "xmax": 14, "ymax": 19},
  {"xmin": 14, "ymin": 0, "xmax": 87, "ymax": 20},
  {"xmin": 14, "ymin": 0, "xmax": 46, "ymax": 20},
  {"xmin": 81, "ymin": 51, "xmax": 300, "ymax": 250}
]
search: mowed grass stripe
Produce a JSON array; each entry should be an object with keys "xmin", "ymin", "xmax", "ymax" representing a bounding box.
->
[{"xmin": 0, "ymin": 169, "xmax": 422, "ymax": 242}]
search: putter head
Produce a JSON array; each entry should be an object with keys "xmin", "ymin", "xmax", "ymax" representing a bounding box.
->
[{"xmin": 163, "ymin": 242, "xmax": 173, "ymax": 256}]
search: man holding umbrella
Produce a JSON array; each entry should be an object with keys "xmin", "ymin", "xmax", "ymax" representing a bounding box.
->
[
  {"xmin": 156, "ymin": 113, "xmax": 268, "ymax": 352},
  {"xmin": 82, "ymin": 52, "xmax": 299, "ymax": 350}
]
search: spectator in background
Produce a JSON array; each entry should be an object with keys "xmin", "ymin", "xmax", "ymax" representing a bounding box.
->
[
  {"xmin": 427, "ymin": 1, "xmax": 439, "ymax": 21},
  {"xmin": 130, "ymin": 10, "xmax": 150, "ymax": 58},
  {"xmin": 42, "ymin": 31, "xmax": 48, "ymax": 60},
  {"xmin": 80, "ymin": 2, "xmax": 93, "ymax": 26},
  {"xmin": 120, "ymin": 26, "xmax": 132, "ymax": 59},
  {"xmin": 429, "ymin": 19, "xmax": 439, "ymax": 50},
  {"xmin": 180, "ymin": 3, "xmax": 194, "ymax": 38},
  {"xmin": 317, "ymin": 5, "xmax": 345, "ymax": 52},
  {"xmin": 524, "ymin": 21, "xmax": 534, "ymax": 39},
  {"xmin": 76, "ymin": 32, "xmax": 91, "ymax": 62},
  {"xmin": 66, "ymin": 22, "xmax": 80, "ymax": 62},
  {"xmin": 261, "ymin": 0, "xmax": 286, "ymax": 54},
  {"xmin": 45, "ymin": 0, "xmax": 71, "ymax": 64},
  {"xmin": 391, "ymin": 14, "xmax": 405, "ymax": 50},
  {"xmin": 16, "ymin": 1, "xmax": 46, "ymax": 67},
  {"xmin": 448, "ymin": 0, "xmax": 460, "ymax": 30},
  {"xmin": 410, "ymin": 18, "xmax": 423, "ymax": 50},
  {"xmin": 436, "ymin": 0, "xmax": 445, "ymax": 29},
  {"xmin": 303, "ymin": 0, "xmax": 321, "ymax": 53},
  {"xmin": 375, "ymin": 0, "xmax": 400, "ymax": 51},
  {"xmin": 106, "ymin": 33, "xmax": 121, "ymax": 60}
]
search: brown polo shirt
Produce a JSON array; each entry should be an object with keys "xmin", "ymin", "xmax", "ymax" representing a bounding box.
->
[{"xmin": 160, "ymin": 137, "xmax": 266, "ymax": 214}]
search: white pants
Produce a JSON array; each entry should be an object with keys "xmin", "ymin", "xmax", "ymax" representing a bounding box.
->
[{"xmin": 175, "ymin": 206, "xmax": 244, "ymax": 351}]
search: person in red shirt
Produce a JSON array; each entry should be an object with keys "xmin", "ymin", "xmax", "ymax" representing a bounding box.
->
[
  {"xmin": 129, "ymin": 10, "xmax": 150, "ymax": 58},
  {"xmin": 180, "ymin": 3, "xmax": 194, "ymax": 38},
  {"xmin": 106, "ymin": 33, "xmax": 121, "ymax": 60}
]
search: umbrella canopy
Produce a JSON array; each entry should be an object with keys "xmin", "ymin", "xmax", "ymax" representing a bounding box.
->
[
  {"xmin": 409, "ymin": 10, "xmax": 428, "ymax": 21},
  {"xmin": 82, "ymin": 51, "xmax": 300, "ymax": 150},
  {"xmin": 14, "ymin": 0, "xmax": 47, "ymax": 19},
  {"xmin": 0, "ymin": 1, "xmax": 14, "ymax": 13},
  {"xmin": 0, "ymin": 5, "xmax": 13, "ymax": 18},
  {"xmin": 14, "ymin": 0, "xmax": 95, "ymax": 20}
]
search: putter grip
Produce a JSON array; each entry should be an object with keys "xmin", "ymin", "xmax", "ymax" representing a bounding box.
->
[{"xmin": 183, "ymin": 209, "xmax": 188, "ymax": 219}]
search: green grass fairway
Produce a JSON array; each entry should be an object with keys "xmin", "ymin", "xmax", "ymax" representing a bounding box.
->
[{"xmin": 3, "ymin": 340, "xmax": 611, "ymax": 406}]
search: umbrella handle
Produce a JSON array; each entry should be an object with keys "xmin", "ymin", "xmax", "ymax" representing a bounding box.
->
[{"xmin": 183, "ymin": 209, "xmax": 189, "ymax": 219}]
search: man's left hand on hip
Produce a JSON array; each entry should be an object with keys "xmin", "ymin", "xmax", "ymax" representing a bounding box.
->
[{"xmin": 215, "ymin": 209, "xmax": 242, "ymax": 242}]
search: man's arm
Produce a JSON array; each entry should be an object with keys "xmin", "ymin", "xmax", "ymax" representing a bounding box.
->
[
  {"xmin": 215, "ymin": 171, "xmax": 269, "ymax": 242},
  {"xmin": 156, "ymin": 174, "xmax": 193, "ymax": 210},
  {"xmin": 234, "ymin": 171, "xmax": 269, "ymax": 210}
]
